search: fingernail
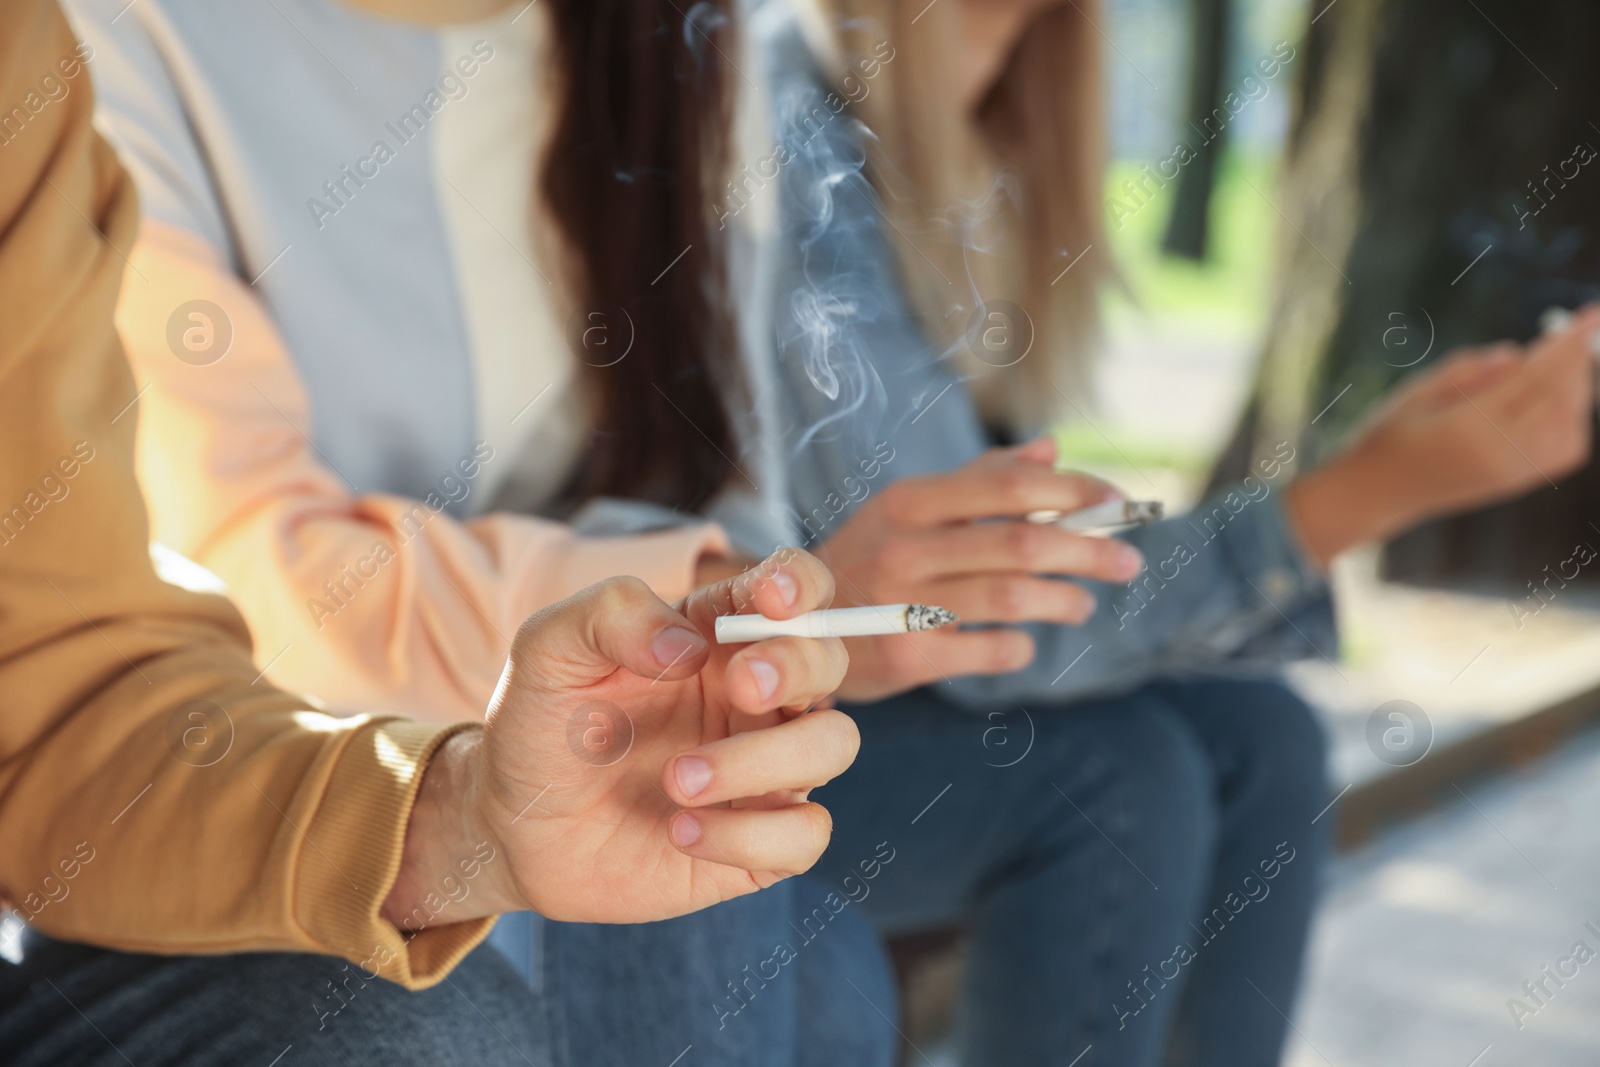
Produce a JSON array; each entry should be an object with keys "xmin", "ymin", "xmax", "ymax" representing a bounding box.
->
[
  {"xmin": 675, "ymin": 756, "xmax": 713, "ymax": 799},
  {"xmin": 748, "ymin": 657, "xmax": 780, "ymax": 702},
  {"xmin": 1118, "ymin": 545, "xmax": 1144, "ymax": 578},
  {"xmin": 652, "ymin": 626, "xmax": 706, "ymax": 670},
  {"xmin": 770, "ymin": 570, "xmax": 799, "ymax": 607},
  {"xmin": 670, "ymin": 812, "xmax": 702, "ymax": 848}
]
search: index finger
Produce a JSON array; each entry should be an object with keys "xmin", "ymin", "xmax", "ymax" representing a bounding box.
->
[
  {"xmin": 884, "ymin": 464, "xmax": 1117, "ymax": 526},
  {"xmin": 662, "ymin": 709, "xmax": 860, "ymax": 808},
  {"xmin": 679, "ymin": 548, "xmax": 837, "ymax": 627}
]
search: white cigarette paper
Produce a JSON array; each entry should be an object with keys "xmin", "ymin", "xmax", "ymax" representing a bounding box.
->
[
  {"xmin": 1539, "ymin": 307, "xmax": 1573, "ymax": 336},
  {"xmin": 714, "ymin": 603, "xmax": 958, "ymax": 643},
  {"xmin": 1026, "ymin": 499, "xmax": 1164, "ymax": 532},
  {"xmin": 1538, "ymin": 306, "xmax": 1600, "ymax": 356}
]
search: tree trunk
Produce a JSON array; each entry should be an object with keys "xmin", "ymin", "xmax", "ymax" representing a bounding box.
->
[{"xmin": 1162, "ymin": 0, "xmax": 1233, "ymax": 260}]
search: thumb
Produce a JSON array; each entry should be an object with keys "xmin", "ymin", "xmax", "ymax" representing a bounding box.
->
[{"xmin": 506, "ymin": 576, "xmax": 709, "ymax": 694}]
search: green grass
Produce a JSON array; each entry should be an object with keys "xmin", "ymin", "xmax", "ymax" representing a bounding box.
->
[
  {"xmin": 1046, "ymin": 149, "xmax": 1282, "ymax": 485},
  {"xmin": 1101, "ymin": 150, "xmax": 1280, "ymax": 329},
  {"xmin": 1051, "ymin": 421, "xmax": 1214, "ymax": 477}
]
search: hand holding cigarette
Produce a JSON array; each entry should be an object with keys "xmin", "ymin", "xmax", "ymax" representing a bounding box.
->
[
  {"xmin": 814, "ymin": 437, "xmax": 1146, "ymax": 701},
  {"xmin": 386, "ymin": 549, "xmax": 858, "ymax": 930},
  {"xmin": 1284, "ymin": 304, "xmax": 1600, "ymax": 568}
]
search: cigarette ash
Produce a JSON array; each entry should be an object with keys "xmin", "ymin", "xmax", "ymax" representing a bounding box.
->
[
  {"xmin": 1126, "ymin": 500, "xmax": 1165, "ymax": 525},
  {"xmin": 905, "ymin": 604, "xmax": 958, "ymax": 631}
]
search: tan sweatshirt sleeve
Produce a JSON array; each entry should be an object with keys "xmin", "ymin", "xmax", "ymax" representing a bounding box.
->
[{"xmin": 0, "ymin": 1, "xmax": 490, "ymax": 989}]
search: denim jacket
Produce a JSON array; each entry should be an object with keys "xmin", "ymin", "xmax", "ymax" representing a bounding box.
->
[{"xmin": 750, "ymin": 5, "xmax": 1337, "ymax": 711}]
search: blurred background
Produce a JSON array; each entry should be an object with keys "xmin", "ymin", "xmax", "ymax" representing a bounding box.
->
[{"xmin": 919, "ymin": 0, "xmax": 1600, "ymax": 1062}]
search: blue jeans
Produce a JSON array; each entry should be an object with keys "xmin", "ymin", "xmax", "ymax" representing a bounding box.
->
[
  {"xmin": 0, "ymin": 876, "xmax": 898, "ymax": 1067},
  {"xmin": 0, "ymin": 677, "xmax": 1322, "ymax": 1066},
  {"xmin": 497, "ymin": 878, "xmax": 900, "ymax": 1066},
  {"xmin": 810, "ymin": 675, "xmax": 1330, "ymax": 1067}
]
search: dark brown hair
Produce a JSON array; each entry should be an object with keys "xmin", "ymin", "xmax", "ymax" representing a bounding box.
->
[{"xmin": 542, "ymin": 0, "xmax": 743, "ymax": 511}]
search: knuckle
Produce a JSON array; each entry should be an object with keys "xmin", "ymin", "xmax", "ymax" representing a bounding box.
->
[
  {"xmin": 991, "ymin": 577, "xmax": 1031, "ymax": 619},
  {"xmin": 998, "ymin": 468, "xmax": 1034, "ymax": 506},
  {"xmin": 877, "ymin": 481, "xmax": 913, "ymax": 523},
  {"xmin": 509, "ymin": 612, "xmax": 546, "ymax": 664},
  {"xmin": 596, "ymin": 574, "xmax": 653, "ymax": 611},
  {"xmin": 1005, "ymin": 522, "xmax": 1047, "ymax": 568}
]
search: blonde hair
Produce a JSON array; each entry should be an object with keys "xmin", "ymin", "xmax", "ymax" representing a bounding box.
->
[{"xmin": 802, "ymin": 0, "xmax": 1110, "ymax": 432}]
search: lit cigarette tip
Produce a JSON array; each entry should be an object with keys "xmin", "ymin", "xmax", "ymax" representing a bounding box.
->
[
  {"xmin": 906, "ymin": 604, "xmax": 958, "ymax": 631},
  {"xmin": 1121, "ymin": 500, "xmax": 1165, "ymax": 525}
]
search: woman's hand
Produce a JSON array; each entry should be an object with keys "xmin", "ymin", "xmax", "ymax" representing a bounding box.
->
[
  {"xmin": 382, "ymin": 549, "xmax": 857, "ymax": 928},
  {"xmin": 1287, "ymin": 306, "xmax": 1600, "ymax": 568},
  {"xmin": 816, "ymin": 438, "xmax": 1144, "ymax": 701}
]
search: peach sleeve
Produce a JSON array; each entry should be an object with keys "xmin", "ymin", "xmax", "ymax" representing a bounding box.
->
[{"xmin": 119, "ymin": 221, "xmax": 730, "ymax": 722}]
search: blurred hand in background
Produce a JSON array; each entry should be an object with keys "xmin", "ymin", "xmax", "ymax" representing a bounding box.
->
[{"xmin": 1288, "ymin": 304, "xmax": 1600, "ymax": 568}]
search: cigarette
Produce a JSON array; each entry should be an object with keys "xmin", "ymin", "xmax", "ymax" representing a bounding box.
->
[
  {"xmin": 1026, "ymin": 499, "xmax": 1164, "ymax": 532},
  {"xmin": 1539, "ymin": 307, "xmax": 1573, "ymax": 336},
  {"xmin": 1538, "ymin": 306, "xmax": 1600, "ymax": 356},
  {"xmin": 714, "ymin": 603, "xmax": 958, "ymax": 643}
]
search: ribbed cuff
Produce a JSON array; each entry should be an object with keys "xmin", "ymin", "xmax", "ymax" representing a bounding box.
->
[{"xmin": 294, "ymin": 718, "xmax": 493, "ymax": 990}]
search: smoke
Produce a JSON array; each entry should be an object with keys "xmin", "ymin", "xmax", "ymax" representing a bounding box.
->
[
  {"xmin": 683, "ymin": 2, "xmax": 729, "ymax": 70},
  {"xmin": 771, "ymin": 44, "xmax": 1038, "ymax": 458},
  {"xmin": 772, "ymin": 76, "xmax": 891, "ymax": 454}
]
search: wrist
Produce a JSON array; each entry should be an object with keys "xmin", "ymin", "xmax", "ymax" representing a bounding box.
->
[
  {"xmin": 1286, "ymin": 442, "xmax": 1420, "ymax": 569},
  {"xmin": 381, "ymin": 729, "xmax": 522, "ymax": 933}
]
